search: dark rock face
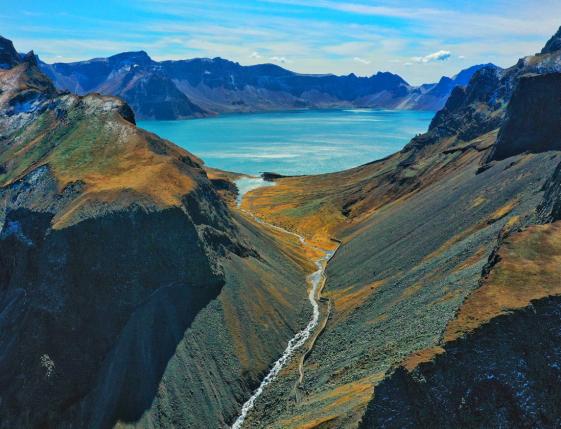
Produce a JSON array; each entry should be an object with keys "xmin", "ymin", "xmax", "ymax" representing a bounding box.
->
[
  {"xmin": 0, "ymin": 205, "xmax": 226, "ymax": 429},
  {"xmin": 118, "ymin": 72, "xmax": 207, "ymax": 120},
  {"xmin": 359, "ymin": 296, "xmax": 561, "ymax": 429},
  {"xmin": 0, "ymin": 36, "xmax": 20, "ymax": 69},
  {"xmin": 538, "ymin": 160, "xmax": 561, "ymax": 222},
  {"xmin": 490, "ymin": 73, "xmax": 561, "ymax": 161},
  {"xmin": 541, "ymin": 26, "xmax": 561, "ymax": 54},
  {"xmin": 0, "ymin": 206, "xmax": 222, "ymax": 424}
]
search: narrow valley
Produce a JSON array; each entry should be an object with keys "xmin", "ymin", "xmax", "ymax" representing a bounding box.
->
[
  {"xmin": 232, "ymin": 181, "xmax": 340, "ymax": 428},
  {"xmin": 2, "ymin": 8, "xmax": 561, "ymax": 428}
]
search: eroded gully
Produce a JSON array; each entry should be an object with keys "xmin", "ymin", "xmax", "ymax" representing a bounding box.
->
[{"xmin": 231, "ymin": 179, "xmax": 340, "ymax": 429}]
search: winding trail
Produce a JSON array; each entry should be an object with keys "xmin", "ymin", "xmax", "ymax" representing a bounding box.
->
[
  {"xmin": 294, "ymin": 237, "xmax": 342, "ymax": 397},
  {"xmin": 231, "ymin": 179, "xmax": 339, "ymax": 429}
]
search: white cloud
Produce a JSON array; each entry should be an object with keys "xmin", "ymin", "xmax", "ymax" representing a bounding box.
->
[
  {"xmin": 250, "ymin": 51, "xmax": 262, "ymax": 59},
  {"xmin": 353, "ymin": 56, "xmax": 371, "ymax": 65},
  {"xmin": 270, "ymin": 56, "xmax": 289, "ymax": 63},
  {"xmin": 412, "ymin": 50, "xmax": 451, "ymax": 63},
  {"xmin": 262, "ymin": 0, "xmax": 442, "ymax": 19}
]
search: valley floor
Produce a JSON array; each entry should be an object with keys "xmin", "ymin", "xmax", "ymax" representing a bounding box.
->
[{"xmin": 231, "ymin": 143, "xmax": 561, "ymax": 428}]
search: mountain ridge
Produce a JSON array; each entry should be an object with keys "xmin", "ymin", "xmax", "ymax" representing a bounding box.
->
[
  {"xmin": 38, "ymin": 50, "xmax": 496, "ymax": 119},
  {"xmin": 0, "ymin": 36, "xmax": 316, "ymax": 428}
]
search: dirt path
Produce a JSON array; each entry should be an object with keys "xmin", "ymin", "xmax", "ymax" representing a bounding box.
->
[{"xmin": 293, "ymin": 238, "xmax": 341, "ymax": 401}]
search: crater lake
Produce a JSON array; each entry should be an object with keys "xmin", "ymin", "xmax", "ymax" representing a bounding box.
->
[{"xmin": 138, "ymin": 109, "xmax": 434, "ymax": 176}]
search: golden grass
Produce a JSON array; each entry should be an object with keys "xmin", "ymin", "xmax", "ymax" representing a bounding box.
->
[
  {"xmin": 504, "ymin": 215, "xmax": 521, "ymax": 231},
  {"xmin": 471, "ymin": 195, "xmax": 487, "ymax": 208},
  {"xmin": 204, "ymin": 166, "xmax": 245, "ymax": 182},
  {"xmin": 487, "ymin": 199, "xmax": 517, "ymax": 224},
  {"xmin": 444, "ymin": 221, "xmax": 561, "ymax": 342},
  {"xmin": 399, "ymin": 282, "xmax": 423, "ymax": 300},
  {"xmin": 49, "ymin": 116, "xmax": 202, "ymax": 228},
  {"xmin": 242, "ymin": 179, "xmax": 344, "ymax": 249},
  {"xmin": 402, "ymin": 346, "xmax": 446, "ymax": 372},
  {"xmin": 327, "ymin": 279, "xmax": 386, "ymax": 321},
  {"xmin": 451, "ymin": 244, "xmax": 488, "ymax": 273},
  {"xmin": 278, "ymin": 373, "xmax": 384, "ymax": 429}
]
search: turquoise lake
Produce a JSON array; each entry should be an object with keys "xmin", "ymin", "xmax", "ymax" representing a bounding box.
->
[{"xmin": 138, "ymin": 109, "xmax": 434, "ymax": 176}]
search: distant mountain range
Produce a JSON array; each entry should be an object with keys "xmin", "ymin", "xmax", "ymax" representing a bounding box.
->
[{"xmin": 38, "ymin": 52, "xmax": 496, "ymax": 120}]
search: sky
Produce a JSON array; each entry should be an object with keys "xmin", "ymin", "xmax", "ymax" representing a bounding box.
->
[{"xmin": 2, "ymin": 0, "xmax": 560, "ymax": 85}]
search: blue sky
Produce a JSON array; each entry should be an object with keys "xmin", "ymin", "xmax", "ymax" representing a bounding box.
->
[{"xmin": 2, "ymin": 0, "xmax": 560, "ymax": 84}]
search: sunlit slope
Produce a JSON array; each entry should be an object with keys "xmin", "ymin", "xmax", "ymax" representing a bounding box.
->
[
  {"xmin": 242, "ymin": 129, "xmax": 496, "ymax": 248},
  {"xmin": 241, "ymin": 27, "xmax": 561, "ymax": 428},
  {"xmin": 243, "ymin": 146, "xmax": 560, "ymax": 428},
  {"xmin": 362, "ymin": 221, "xmax": 561, "ymax": 428}
]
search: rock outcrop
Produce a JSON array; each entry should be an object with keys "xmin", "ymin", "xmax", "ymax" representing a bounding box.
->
[
  {"xmin": 360, "ymin": 296, "xmax": 561, "ymax": 429},
  {"xmin": 490, "ymin": 73, "xmax": 561, "ymax": 161},
  {"xmin": 0, "ymin": 36, "xmax": 20, "ymax": 69},
  {"xmin": 0, "ymin": 36, "xmax": 313, "ymax": 428},
  {"xmin": 541, "ymin": 25, "xmax": 561, "ymax": 54}
]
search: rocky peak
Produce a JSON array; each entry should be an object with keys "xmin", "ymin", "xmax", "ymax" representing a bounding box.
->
[
  {"xmin": 108, "ymin": 50, "xmax": 153, "ymax": 67},
  {"xmin": 429, "ymin": 64, "xmax": 500, "ymax": 126},
  {"xmin": 0, "ymin": 36, "xmax": 21, "ymax": 69},
  {"xmin": 541, "ymin": 26, "xmax": 561, "ymax": 54},
  {"xmin": 21, "ymin": 50, "xmax": 38, "ymax": 66},
  {"xmin": 79, "ymin": 94, "xmax": 136, "ymax": 125},
  {"xmin": 453, "ymin": 63, "xmax": 498, "ymax": 86}
]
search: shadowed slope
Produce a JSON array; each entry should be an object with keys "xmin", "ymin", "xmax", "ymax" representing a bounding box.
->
[{"xmin": 0, "ymin": 37, "xmax": 313, "ymax": 429}]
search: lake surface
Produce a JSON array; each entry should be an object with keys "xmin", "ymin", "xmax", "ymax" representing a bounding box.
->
[{"xmin": 138, "ymin": 109, "xmax": 434, "ymax": 176}]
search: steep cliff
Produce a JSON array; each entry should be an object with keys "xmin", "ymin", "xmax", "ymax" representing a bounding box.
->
[
  {"xmin": 489, "ymin": 72, "xmax": 561, "ymax": 161},
  {"xmin": 0, "ymin": 38, "xmax": 313, "ymax": 428}
]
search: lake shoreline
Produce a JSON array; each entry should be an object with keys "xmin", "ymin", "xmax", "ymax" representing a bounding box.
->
[{"xmin": 139, "ymin": 109, "xmax": 434, "ymax": 177}]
